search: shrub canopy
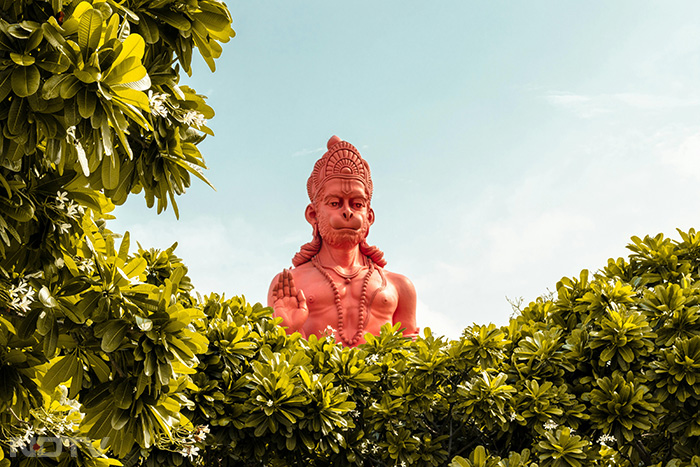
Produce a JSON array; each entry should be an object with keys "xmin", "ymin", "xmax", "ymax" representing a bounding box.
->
[{"xmin": 1, "ymin": 2, "xmax": 700, "ymax": 467}]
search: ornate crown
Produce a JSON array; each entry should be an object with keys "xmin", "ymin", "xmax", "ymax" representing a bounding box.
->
[{"xmin": 307, "ymin": 135, "xmax": 373, "ymax": 202}]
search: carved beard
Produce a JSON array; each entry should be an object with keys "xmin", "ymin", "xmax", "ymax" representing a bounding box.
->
[{"xmin": 317, "ymin": 211, "xmax": 369, "ymax": 248}]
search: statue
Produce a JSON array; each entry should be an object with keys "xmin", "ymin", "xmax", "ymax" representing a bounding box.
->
[{"xmin": 267, "ymin": 135, "xmax": 418, "ymax": 346}]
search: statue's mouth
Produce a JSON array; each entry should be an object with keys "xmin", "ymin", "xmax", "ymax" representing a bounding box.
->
[{"xmin": 329, "ymin": 218, "xmax": 363, "ymax": 230}]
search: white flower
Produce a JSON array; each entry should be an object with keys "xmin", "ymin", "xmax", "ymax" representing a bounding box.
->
[
  {"xmin": 509, "ymin": 413, "xmax": 517, "ymax": 421},
  {"xmin": 55, "ymin": 257, "xmax": 65, "ymax": 268},
  {"xmin": 366, "ymin": 354, "xmax": 380, "ymax": 364},
  {"xmin": 9, "ymin": 280, "xmax": 34, "ymax": 315},
  {"xmin": 10, "ymin": 296, "xmax": 32, "ymax": 314},
  {"xmin": 266, "ymin": 400, "xmax": 274, "ymax": 407},
  {"xmin": 183, "ymin": 110, "xmax": 206, "ymax": 129},
  {"xmin": 597, "ymin": 434, "xmax": 616, "ymax": 446},
  {"xmin": 57, "ymin": 223, "xmax": 71, "ymax": 234},
  {"xmin": 148, "ymin": 90, "xmax": 169, "ymax": 118},
  {"xmin": 179, "ymin": 444, "xmax": 200, "ymax": 459},
  {"xmin": 543, "ymin": 419, "xmax": 559, "ymax": 431},
  {"xmin": 9, "ymin": 280, "xmax": 29, "ymax": 298},
  {"xmin": 359, "ymin": 440, "xmax": 370, "ymax": 454},
  {"xmin": 77, "ymin": 258, "xmax": 94, "ymax": 274},
  {"xmin": 65, "ymin": 201, "xmax": 80, "ymax": 220},
  {"xmin": 193, "ymin": 425, "xmax": 209, "ymax": 442},
  {"xmin": 9, "ymin": 425, "xmax": 35, "ymax": 450},
  {"xmin": 8, "ymin": 436, "xmax": 26, "ymax": 450},
  {"xmin": 56, "ymin": 190, "xmax": 69, "ymax": 207}
]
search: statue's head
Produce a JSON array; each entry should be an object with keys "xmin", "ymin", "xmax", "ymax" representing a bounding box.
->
[
  {"xmin": 306, "ymin": 135, "xmax": 373, "ymax": 204},
  {"xmin": 292, "ymin": 136, "xmax": 386, "ymax": 267}
]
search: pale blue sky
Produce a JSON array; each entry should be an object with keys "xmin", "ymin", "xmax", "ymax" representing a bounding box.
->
[{"xmin": 111, "ymin": 2, "xmax": 700, "ymax": 338}]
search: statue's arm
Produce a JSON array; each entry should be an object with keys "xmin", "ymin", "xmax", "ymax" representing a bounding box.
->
[
  {"xmin": 267, "ymin": 269, "xmax": 308, "ymax": 337},
  {"xmin": 389, "ymin": 272, "xmax": 419, "ymax": 338}
]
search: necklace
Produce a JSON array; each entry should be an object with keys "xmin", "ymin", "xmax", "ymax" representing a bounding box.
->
[
  {"xmin": 328, "ymin": 265, "xmax": 364, "ymax": 283},
  {"xmin": 311, "ymin": 255, "xmax": 374, "ymax": 346}
]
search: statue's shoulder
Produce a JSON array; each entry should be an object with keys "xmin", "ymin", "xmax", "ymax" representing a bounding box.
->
[
  {"xmin": 382, "ymin": 268, "xmax": 416, "ymax": 298},
  {"xmin": 289, "ymin": 262, "xmax": 317, "ymax": 281}
]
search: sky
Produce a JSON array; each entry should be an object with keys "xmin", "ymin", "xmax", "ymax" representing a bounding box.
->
[{"xmin": 110, "ymin": 1, "xmax": 700, "ymax": 339}]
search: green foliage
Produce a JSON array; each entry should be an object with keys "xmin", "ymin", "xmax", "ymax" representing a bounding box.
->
[
  {"xmin": 0, "ymin": 0, "xmax": 233, "ymax": 465},
  {"xmin": 6, "ymin": 226, "xmax": 700, "ymax": 466},
  {"xmin": 0, "ymin": 0, "xmax": 234, "ymax": 267}
]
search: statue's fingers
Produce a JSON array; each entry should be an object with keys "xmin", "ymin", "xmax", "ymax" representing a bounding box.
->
[
  {"xmin": 297, "ymin": 289, "xmax": 307, "ymax": 310},
  {"xmin": 282, "ymin": 269, "xmax": 291, "ymax": 297},
  {"xmin": 289, "ymin": 273, "xmax": 297, "ymax": 297},
  {"xmin": 274, "ymin": 271, "xmax": 284, "ymax": 299}
]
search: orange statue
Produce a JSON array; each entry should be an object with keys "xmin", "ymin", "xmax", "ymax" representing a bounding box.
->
[{"xmin": 268, "ymin": 136, "xmax": 418, "ymax": 346}]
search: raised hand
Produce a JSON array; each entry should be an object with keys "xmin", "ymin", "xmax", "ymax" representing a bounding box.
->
[{"xmin": 271, "ymin": 268, "xmax": 308, "ymax": 333}]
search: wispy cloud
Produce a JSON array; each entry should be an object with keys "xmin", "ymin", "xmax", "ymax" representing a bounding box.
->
[
  {"xmin": 544, "ymin": 90, "xmax": 700, "ymax": 118},
  {"xmin": 291, "ymin": 147, "xmax": 324, "ymax": 158},
  {"xmin": 544, "ymin": 91, "xmax": 610, "ymax": 118},
  {"xmin": 612, "ymin": 93, "xmax": 700, "ymax": 109}
]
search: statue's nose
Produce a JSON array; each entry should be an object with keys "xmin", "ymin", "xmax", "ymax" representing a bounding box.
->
[{"xmin": 342, "ymin": 208, "xmax": 353, "ymax": 219}]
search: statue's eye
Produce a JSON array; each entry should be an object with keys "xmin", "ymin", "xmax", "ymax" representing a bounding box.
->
[
  {"xmin": 329, "ymin": 201, "xmax": 338, "ymax": 207},
  {"xmin": 354, "ymin": 203, "xmax": 363, "ymax": 209}
]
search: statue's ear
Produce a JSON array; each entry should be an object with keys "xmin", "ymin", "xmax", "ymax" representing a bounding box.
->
[
  {"xmin": 305, "ymin": 204, "xmax": 317, "ymax": 225},
  {"xmin": 368, "ymin": 207, "xmax": 375, "ymax": 226}
]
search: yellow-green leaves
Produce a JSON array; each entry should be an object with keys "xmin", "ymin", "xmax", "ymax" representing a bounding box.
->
[
  {"xmin": 97, "ymin": 319, "xmax": 129, "ymax": 352},
  {"xmin": 78, "ymin": 8, "xmax": 103, "ymax": 56},
  {"xmin": 537, "ymin": 427, "xmax": 589, "ymax": 467},
  {"xmin": 11, "ymin": 63, "xmax": 40, "ymax": 97},
  {"xmin": 104, "ymin": 33, "xmax": 149, "ymax": 90},
  {"xmin": 43, "ymin": 352, "xmax": 80, "ymax": 389}
]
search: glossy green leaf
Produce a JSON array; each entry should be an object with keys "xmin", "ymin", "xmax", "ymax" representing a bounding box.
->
[
  {"xmin": 101, "ymin": 156, "xmax": 120, "ymax": 190},
  {"xmin": 153, "ymin": 9, "xmax": 191, "ymax": 31},
  {"xmin": 0, "ymin": 69, "xmax": 11, "ymax": 102},
  {"xmin": 44, "ymin": 353, "xmax": 79, "ymax": 389},
  {"xmin": 11, "ymin": 64, "xmax": 40, "ymax": 97},
  {"xmin": 101, "ymin": 319, "xmax": 129, "ymax": 352},
  {"xmin": 60, "ymin": 75, "xmax": 83, "ymax": 99},
  {"xmin": 78, "ymin": 87, "xmax": 97, "ymax": 118},
  {"xmin": 10, "ymin": 53, "xmax": 35, "ymax": 66},
  {"xmin": 7, "ymin": 96, "xmax": 28, "ymax": 135},
  {"xmin": 78, "ymin": 8, "xmax": 103, "ymax": 55},
  {"xmin": 136, "ymin": 13, "xmax": 159, "ymax": 44},
  {"xmin": 36, "ymin": 51, "xmax": 71, "ymax": 73}
]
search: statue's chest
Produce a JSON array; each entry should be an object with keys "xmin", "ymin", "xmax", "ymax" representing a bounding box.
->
[{"xmin": 302, "ymin": 269, "xmax": 397, "ymax": 313}]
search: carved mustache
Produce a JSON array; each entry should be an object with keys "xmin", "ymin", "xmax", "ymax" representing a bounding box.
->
[{"xmin": 329, "ymin": 217, "xmax": 363, "ymax": 230}]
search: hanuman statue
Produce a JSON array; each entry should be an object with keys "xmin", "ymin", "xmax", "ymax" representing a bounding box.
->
[{"xmin": 267, "ymin": 136, "xmax": 418, "ymax": 346}]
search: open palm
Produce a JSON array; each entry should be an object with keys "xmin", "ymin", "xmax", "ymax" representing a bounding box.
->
[{"xmin": 271, "ymin": 269, "xmax": 308, "ymax": 333}]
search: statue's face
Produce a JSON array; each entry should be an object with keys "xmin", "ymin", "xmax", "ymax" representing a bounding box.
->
[{"xmin": 310, "ymin": 178, "xmax": 374, "ymax": 248}]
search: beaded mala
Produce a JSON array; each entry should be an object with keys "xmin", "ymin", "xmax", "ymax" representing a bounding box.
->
[{"xmin": 311, "ymin": 255, "xmax": 374, "ymax": 346}]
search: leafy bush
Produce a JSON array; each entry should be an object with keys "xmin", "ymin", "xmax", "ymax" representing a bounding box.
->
[{"xmin": 5, "ymin": 228, "xmax": 700, "ymax": 466}]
